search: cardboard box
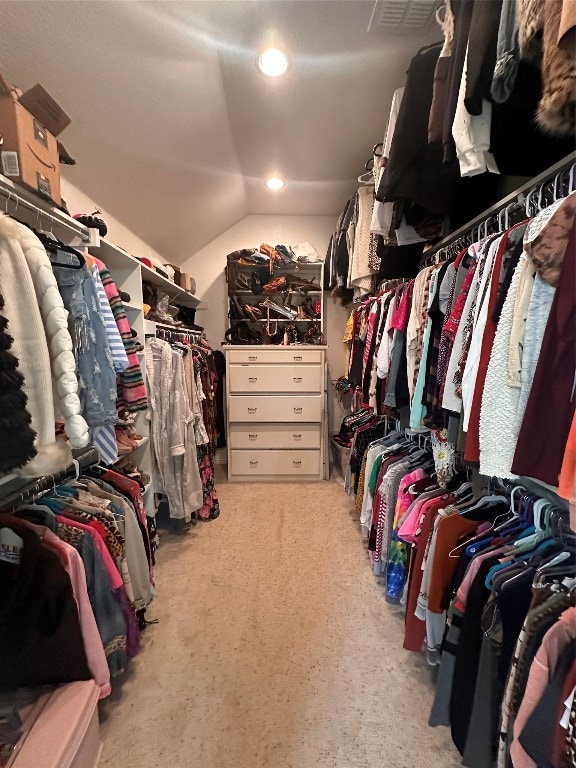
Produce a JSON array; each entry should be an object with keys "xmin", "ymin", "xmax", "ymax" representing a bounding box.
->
[
  {"xmin": 0, "ymin": 73, "xmax": 71, "ymax": 206},
  {"xmin": 180, "ymin": 272, "xmax": 193, "ymax": 292}
]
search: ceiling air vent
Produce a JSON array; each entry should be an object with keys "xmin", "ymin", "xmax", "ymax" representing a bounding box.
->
[{"xmin": 368, "ymin": 0, "xmax": 440, "ymax": 31}]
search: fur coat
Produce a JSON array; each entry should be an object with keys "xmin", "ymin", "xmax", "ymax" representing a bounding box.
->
[
  {"xmin": 0, "ymin": 293, "xmax": 37, "ymax": 472},
  {"xmin": 518, "ymin": 0, "xmax": 576, "ymax": 136}
]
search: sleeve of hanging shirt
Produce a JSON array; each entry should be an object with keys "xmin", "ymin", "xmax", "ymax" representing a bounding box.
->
[{"xmin": 91, "ymin": 265, "xmax": 130, "ymax": 373}]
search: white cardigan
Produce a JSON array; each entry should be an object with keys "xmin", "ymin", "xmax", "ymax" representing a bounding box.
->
[{"xmin": 0, "ymin": 214, "xmax": 89, "ymax": 476}]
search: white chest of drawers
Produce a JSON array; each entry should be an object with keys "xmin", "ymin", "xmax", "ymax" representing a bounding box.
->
[{"xmin": 225, "ymin": 346, "xmax": 328, "ymax": 481}]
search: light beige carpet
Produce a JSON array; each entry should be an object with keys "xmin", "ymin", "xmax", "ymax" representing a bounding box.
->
[{"xmin": 99, "ymin": 475, "xmax": 460, "ymax": 768}]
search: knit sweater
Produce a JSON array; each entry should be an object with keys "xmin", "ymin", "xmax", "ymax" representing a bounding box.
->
[
  {"xmin": 0, "ymin": 214, "xmax": 88, "ymax": 476},
  {"xmin": 92, "ymin": 257, "xmax": 147, "ymax": 412}
]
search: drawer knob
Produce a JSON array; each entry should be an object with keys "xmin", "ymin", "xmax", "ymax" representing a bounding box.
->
[
  {"xmin": 293, "ymin": 460, "xmax": 302, "ymax": 466},
  {"xmin": 293, "ymin": 407, "xmax": 303, "ymax": 414},
  {"xmin": 248, "ymin": 355, "xmax": 258, "ymax": 361},
  {"xmin": 248, "ymin": 434, "xmax": 258, "ymax": 440},
  {"xmin": 293, "ymin": 355, "xmax": 303, "ymax": 361},
  {"xmin": 248, "ymin": 407, "xmax": 257, "ymax": 414},
  {"xmin": 293, "ymin": 377, "xmax": 302, "ymax": 383},
  {"xmin": 293, "ymin": 434, "xmax": 302, "ymax": 440},
  {"xmin": 248, "ymin": 377, "xmax": 258, "ymax": 383},
  {"xmin": 249, "ymin": 460, "xmax": 259, "ymax": 467}
]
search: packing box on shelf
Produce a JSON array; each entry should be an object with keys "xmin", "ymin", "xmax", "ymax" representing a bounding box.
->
[
  {"xmin": 173, "ymin": 269, "xmax": 195, "ymax": 293},
  {"xmin": 0, "ymin": 72, "xmax": 71, "ymax": 206}
]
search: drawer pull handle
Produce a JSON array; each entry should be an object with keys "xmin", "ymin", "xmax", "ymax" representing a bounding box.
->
[
  {"xmin": 293, "ymin": 460, "xmax": 302, "ymax": 467},
  {"xmin": 248, "ymin": 355, "xmax": 258, "ymax": 361},
  {"xmin": 247, "ymin": 407, "xmax": 257, "ymax": 414},
  {"xmin": 249, "ymin": 460, "xmax": 259, "ymax": 467},
  {"xmin": 248, "ymin": 377, "xmax": 258, "ymax": 383},
  {"xmin": 293, "ymin": 407, "xmax": 303, "ymax": 414},
  {"xmin": 293, "ymin": 434, "xmax": 302, "ymax": 440},
  {"xmin": 293, "ymin": 355, "xmax": 303, "ymax": 361},
  {"xmin": 248, "ymin": 434, "xmax": 258, "ymax": 440},
  {"xmin": 293, "ymin": 377, "xmax": 302, "ymax": 383}
]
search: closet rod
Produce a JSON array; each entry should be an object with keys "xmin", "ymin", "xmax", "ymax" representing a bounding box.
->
[
  {"xmin": 0, "ymin": 445, "xmax": 100, "ymax": 510},
  {"xmin": 422, "ymin": 152, "xmax": 576, "ymax": 262},
  {"xmin": 0, "ymin": 177, "xmax": 90, "ymax": 243}
]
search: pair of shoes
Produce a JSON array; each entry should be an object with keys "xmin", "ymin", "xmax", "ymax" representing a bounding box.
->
[
  {"xmin": 114, "ymin": 456, "xmax": 151, "ymax": 485},
  {"xmin": 238, "ymin": 298, "xmax": 263, "ymax": 321},
  {"xmin": 117, "ymin": 410, "xmax": 136, "ymax": 427},
  {"xmin": 115, "ymin": 426, "xmax": 145, "ymax": 454},
  {"xmin": 129, "ymin": 328, "xmax": 144, "ymax": 352}
]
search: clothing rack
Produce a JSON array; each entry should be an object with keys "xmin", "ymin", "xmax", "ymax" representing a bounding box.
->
[
  {"xmin": 151, "ymin": 326, "xmax": 205, "ymax": 344},
  {"xmin": 0, "ymin": 445, "xmax": 100, "ymax": 510},
  {"xmin": 0, "ymin": 173, "xmax": 90, "ymax": 244},
  {"xmin": 419, "ymin": 152, "xmax": 576, "ymax": 268}
]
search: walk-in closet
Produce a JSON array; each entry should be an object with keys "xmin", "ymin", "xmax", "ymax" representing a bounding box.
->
[{"xmin": 0, "ymin": 2, "xmax": 574, "ymax": 767}]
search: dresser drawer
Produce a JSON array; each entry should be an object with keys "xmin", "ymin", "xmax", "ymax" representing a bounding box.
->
[
  {"xmin": 228, "ymin": 395, "xmax": 322, "ymax": 422},
  {"xmin": 229, "ymin": 364, "xmax": 322, "ymax": 394},
  {"xmin": 227, "ymin": 349, "xmax": 323, "ymax": 365},
  {"xmin": 229, "ymin": 423, "xmax": 321, "ymax": 449},
  {"xmin": 230, "ymin": 449, "xmax": 321, "ymax": 476}
]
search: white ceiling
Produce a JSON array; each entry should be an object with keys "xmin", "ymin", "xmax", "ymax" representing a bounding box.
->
[{"xmin": 0, "ymin": 1, "xmax": 439, "ymax": 263}]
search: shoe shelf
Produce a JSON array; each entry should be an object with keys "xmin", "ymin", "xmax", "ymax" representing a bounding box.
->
[
  {"xmin": 239, "ymin": 318, "xmax": 320, "ymax": 323},
  {"xmin": 227, "ymin": 260, "xmax": 324, "ymax": 338},
  {"xmin": 234, "ymin": 290, "xmax": 322, "ymax": 296},
  {"xmin": 122, "ymin": 301, "xmax": 143, "ymax": 312}
]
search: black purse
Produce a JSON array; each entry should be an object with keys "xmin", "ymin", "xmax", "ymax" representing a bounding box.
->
[
  {"xmin": 224, "ymin": 322, "xmax": 262, "ymax": 345},
  {"xmin": 250, "ymin": 267, "xmax": 269, "ymax": 295}
]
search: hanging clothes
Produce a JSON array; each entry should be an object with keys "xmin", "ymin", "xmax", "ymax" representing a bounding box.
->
[{"xmin": 145, "ymin": 338, "xmax": 203, "ymax": 522}]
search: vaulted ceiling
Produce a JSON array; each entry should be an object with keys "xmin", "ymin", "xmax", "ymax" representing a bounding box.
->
[{"xmin": 0, "ymin": 1, "xmax": 438, "ymax": 262}]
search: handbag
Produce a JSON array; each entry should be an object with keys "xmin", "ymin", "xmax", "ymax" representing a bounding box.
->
[
  {"xmin": 226, "ymin": 248, "xmax": 256, "ymax": 296},
  {"xmin": 250, "ymin": 267, "xmax": 269, "ymax": 295},
  {"xmin": 224, "ymin": 322, "xmax": 262, "ymax": 345}
]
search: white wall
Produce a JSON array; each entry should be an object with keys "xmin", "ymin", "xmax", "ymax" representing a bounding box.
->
[
  {"xmin": 61, "ymin": 173, "xmax": 167, "ymax": 269},
  {"xmin": 180, "ymin": 214, "xmax": 350, "ymax": 434}
]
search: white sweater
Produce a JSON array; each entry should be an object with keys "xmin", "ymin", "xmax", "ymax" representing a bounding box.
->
[{"xmin": 0, "ymin": 214, "xmax": 89, "ymax": 476}]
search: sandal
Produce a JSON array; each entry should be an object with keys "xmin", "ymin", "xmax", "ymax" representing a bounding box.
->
[
  {"xmin": 235, "ymin": 274, "xmax": 252, "ymax": 291},
  {"xmin": 263, "ymin": 275, "xmax": 287, "ymax": 294},
  {"xmin": 239, "ymin": 298, "xmax": 263, "ymax": 321},
  {"xmin": 285, "ymin": 275, "xmax": 318, "ymax": 292}
]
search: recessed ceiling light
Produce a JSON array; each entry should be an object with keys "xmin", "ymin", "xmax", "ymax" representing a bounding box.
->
[
  {"xmin": 266, "ymin": 176, "xmax": 285, "ymax": 190},
  {"xmin": 258, "ymin": 48, "xmax": 288, "ymax": 77}
]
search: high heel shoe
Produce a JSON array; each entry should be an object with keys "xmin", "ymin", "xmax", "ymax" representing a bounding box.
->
[{"xmin": 239, "ymin": 298, "xmax": 263, "ymax": 321}]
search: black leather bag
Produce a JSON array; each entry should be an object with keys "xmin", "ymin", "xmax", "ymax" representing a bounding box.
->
[
  {"xmin": 250, "ymin": 267, "xmax": 269, "ymax": 295},
  {"xmin": 224, "ymin": 322, "xmax": 262, "ymax": 345}
]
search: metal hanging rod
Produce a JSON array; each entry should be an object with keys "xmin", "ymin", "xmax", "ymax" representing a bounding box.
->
[
  {"xmin": 421, "ymin": 152, "xmax": 576, "ymax": 266},
  {"xmin": 0, "ymin": 445, "xmax": 100, "ymax": 511},
  {"xmin": 0, "ymin": 175, "xmax": 90, "ymax": 243}
]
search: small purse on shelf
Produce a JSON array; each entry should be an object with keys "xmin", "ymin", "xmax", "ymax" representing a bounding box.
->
[{"xmin": 224, "ymin": 322, "xmax": 262, "ymax": 345}]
